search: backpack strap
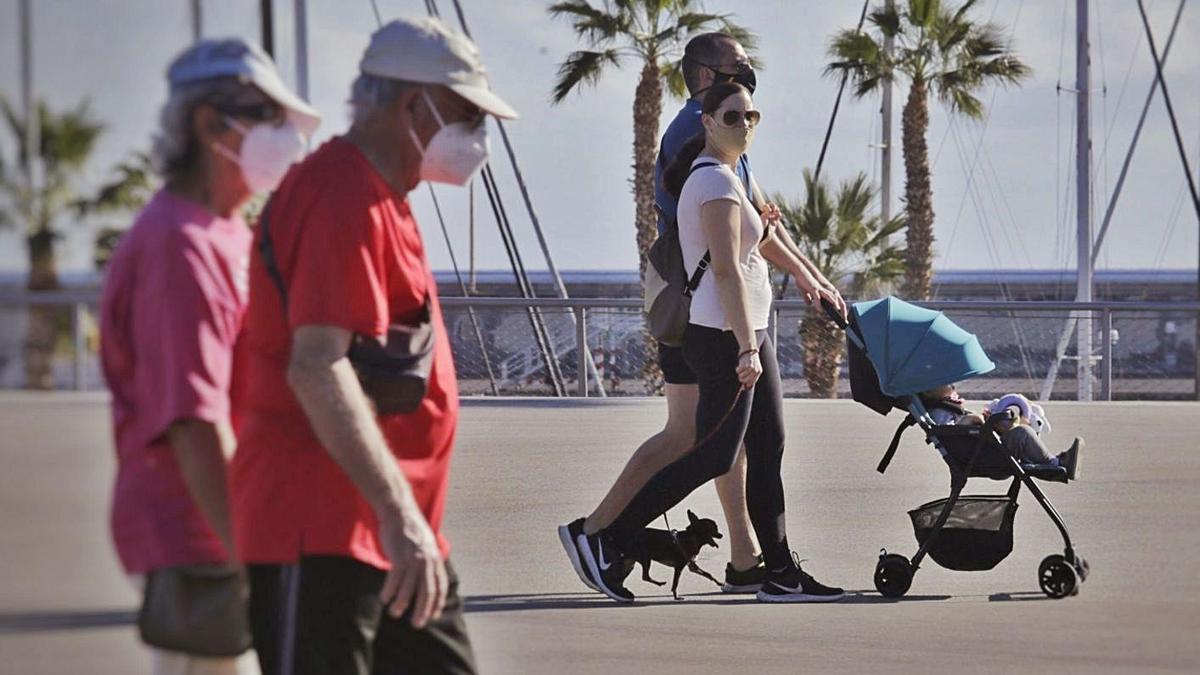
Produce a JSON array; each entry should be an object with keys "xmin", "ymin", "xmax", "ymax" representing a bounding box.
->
[
  {"xmin": 878, "ymin": 414, "xmax": 917, "ymax": 474},
  {"xmin": 256, "ymin": 199, "xmax": 290, "ymax": 313},
  {"xmin": 681, "ymin": 161, "xmax": 719, "ymax": 296}
]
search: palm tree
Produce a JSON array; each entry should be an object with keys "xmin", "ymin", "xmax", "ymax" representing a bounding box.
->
[
  {"xmin": 548, "ymin": 0, "xmax": 756, "ymax": 391},
  {"xmin": 0, "ymin": 97, "xmax": 150, "ymax": 388},
  {"xmin": 84, "ymin": 152, "xmax": 156, "ymax": 270},
  {"xmin": 776, "ymin": 170, "xmax": 905, "ymax": 398},
  {"xmin": 825, "ymin": 0, "xmax": 1029, "ymax": 300}
]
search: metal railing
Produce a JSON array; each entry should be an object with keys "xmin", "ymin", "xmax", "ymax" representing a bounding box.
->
[{"xmin": 2, "ymin": 288, "xmax": 1199, "ymax": 400}]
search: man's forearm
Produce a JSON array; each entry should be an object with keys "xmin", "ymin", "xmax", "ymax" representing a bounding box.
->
[
  {"xmin": 167, "ymin": 419, "xmax": 236, "ymax": 559},
  {"xmin": 774, "ymin": 226, "xmax": 833, "ymax": 288},
  {"xmin": 288, "ymin": 357, "xmax": 416, "ymax": 518}
]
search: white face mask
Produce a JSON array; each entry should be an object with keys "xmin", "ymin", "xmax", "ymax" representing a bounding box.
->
[
  {"xmin": 212, "ymin": 117, "xmax": 305, "ymax": 193},
  {"xmin": 407, "ymin": 90, "xmax": 489, "ymax": 186}
]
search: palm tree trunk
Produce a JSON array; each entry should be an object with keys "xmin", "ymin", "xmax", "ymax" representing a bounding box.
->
[
  {"xmin": 901, "ymin": 78, "xmax": 935, "ymax": 301},
  {"xmin": 799, "ymin": 307, "xmax": 845, "ymax": 398},
  {"xmin": 633, "ymin": 58, "xmax": 665, "ymax": 392},
  {"xmin": 25, "ymin": 227, "xmax": 60, "ymax": 390}
]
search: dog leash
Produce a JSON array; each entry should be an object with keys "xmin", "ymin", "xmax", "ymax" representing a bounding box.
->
[{"xmin": 659, "ymin": 386, "xmax": 748, "ymax": 532}]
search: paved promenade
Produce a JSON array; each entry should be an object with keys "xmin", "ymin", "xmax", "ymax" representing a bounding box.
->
[{"xmin": 1, "ymin": 394, "xmax": 1198, "ymax": 674}]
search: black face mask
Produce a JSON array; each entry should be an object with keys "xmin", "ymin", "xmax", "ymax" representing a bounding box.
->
[{"xmin": 692, "ymin": 60, "xmax": 757, "ymax": 96}]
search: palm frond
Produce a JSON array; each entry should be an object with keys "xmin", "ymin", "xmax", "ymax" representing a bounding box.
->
[
  {"xmin": 661, "ymin": 59, "xmax": 688, "ymax": 99},
  {"xmin": 719, "ymin": 20, "xmax": 760, "ymax": 65},
  {"xmin": 551, "ymin": 49, "xmax": 623, "ymax": 103},
  {"xmin": 0, "ymin": 97, "xmax": 29, "ymax": 167},
  {"xmin": 74, "ymin": 151, "xmax": 156, "ymax": 217},
  {"xmin": 825, "ymin": 29, "xmax": 885, "ymax": 90},
  {"xmin": 548, "ymin": 1, "xmax": 631, "ymax": 44},
  {"xmin": 908, "ymin": 0, "xmax": 941, "ymax": 29},
  {"xmin": 868, "ymin": 6, "xmax": 902, "ymax": 39}
]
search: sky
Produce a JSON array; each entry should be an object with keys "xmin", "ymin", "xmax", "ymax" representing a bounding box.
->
[{"xmin": 0, "ymin": 0, "xmax": 1197, "ymax": 279}]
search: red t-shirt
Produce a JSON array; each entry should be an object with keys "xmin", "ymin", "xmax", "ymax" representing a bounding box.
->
[
  {"xmin": 231, "ymin": 138, "xmax": 458, "ymax": 569},
  {"xmin": 100, "ymin": 189, "xmax": 251, "ymax": 573}
]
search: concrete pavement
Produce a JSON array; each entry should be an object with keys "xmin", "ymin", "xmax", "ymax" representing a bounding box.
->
[{"xmin": 1, "ymin": 394, "xmax": 1198, "ymax": 673}]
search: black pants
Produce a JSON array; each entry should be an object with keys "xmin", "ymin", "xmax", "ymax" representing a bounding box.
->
[
  {"xmin": 248, "ymin": 556, "xmax": 477, "ymax": 675},
  {"xmin": 606, "ymin": 325, "xmax": 792, "ymax": 571}
]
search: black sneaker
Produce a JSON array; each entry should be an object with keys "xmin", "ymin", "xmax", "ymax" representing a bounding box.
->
[
  {"xmin": 722, "ymin": 556, "xmax": 766, "ymax": 593},
  {"xmin": 557, "ymin": 518, "xmax": 598, "ymax": 592},
  {"xmin": 576, "ymin": 530, "xmax": 635, "ymax": 603},
  {"xmin": 1057, "ymin": 437, "xmax": 1084, "ymax": 481},
  {"xmin": 757, "ymin": 555, "xmax": 845, "ymax": 603}
]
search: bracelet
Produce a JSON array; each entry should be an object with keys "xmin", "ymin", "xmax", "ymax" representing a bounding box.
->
[{"xmin": 737, "ymin": 348, "xmax": 759, "ymax": 359}]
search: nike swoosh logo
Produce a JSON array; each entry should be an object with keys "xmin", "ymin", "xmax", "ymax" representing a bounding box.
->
[{"xmin": 597, "ymin": 542, "xmax": 612, "ymax": 571}]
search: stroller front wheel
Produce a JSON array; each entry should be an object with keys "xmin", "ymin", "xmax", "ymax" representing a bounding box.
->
[
  {"xmin": 1038, "ymin": 554, "xmax": 1078, "ymax": 599},
  {"xmin": 874, "ymin": 553, "xmax": 913, "ymax": 598}
]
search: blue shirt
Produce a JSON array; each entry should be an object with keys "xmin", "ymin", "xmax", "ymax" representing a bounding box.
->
[{"xmin": 654, "ymin": 99, "xmax": 753, "ymax": 234}]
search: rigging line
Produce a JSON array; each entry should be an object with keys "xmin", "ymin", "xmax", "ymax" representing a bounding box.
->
[
  {"xmin": 481, "ymin": 164, "xmax": 568, "ymax": 394},
  {"xmin": 441, "ymin": 0, "xmax": 606, "ymax": 396},
  {"xmin": 480, "ymin": 165, "xmax": 566, "ymax": 395},
  {"xmin": 369, "ymin": 0, "xmax": 382, "ymax": 25},
  {"xmin": 934, "ymin": 0, "xmax": 1024, "ymax": 283},
  {"xmin": 812, "ymin": 0, "xmax": 870, "ymax": 187},
  {"xmin": 1100, "ymin": 3, "xmax": 1148, "ymax": 169},
  {"xmin": 427, "ymin": 183, "xmax": 501, "ymax": 396},
  {"xmin": 1135, "ymin": 0, "xmax": 1200, "ymax": 230},
  {"xmin": 949, "ymin": 120, "xmax": 1036, "ymax": 386},
  {"xmin": 1152, "ymin": 185, "xmax": 1187, "ymax": 270},
  {"xmin": 1094, "ymin": 0, "xmax": 1110, "ymax": 207},
  {"xmin": 778, "ymin": 0, "xmax": 869, "ymax": 301},
  {"xmin": 479, "ymin": 167, "xmax": 567, "ymax": 396}
]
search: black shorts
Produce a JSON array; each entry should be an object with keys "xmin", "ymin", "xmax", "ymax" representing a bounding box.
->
[
  {"xmin": 248, "ymin": 556, "xmax": 476, "ymax": 675},
  {"xmin": 658, "ymin": 342, "xmax": 697, "ymax": 385}
]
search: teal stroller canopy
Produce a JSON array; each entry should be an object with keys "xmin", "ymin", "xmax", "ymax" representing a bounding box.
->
[{"xmin": 851, "ymin": 296, "xmax": 995, "ymax": 396}]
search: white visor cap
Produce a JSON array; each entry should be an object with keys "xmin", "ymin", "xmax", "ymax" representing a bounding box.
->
[
  {"xmin": 359, "ymin": 16, "xmax": 518, "ymax": 120},
  {"xmin": 168, "ymin": 37, "xmax": 321, "ymax": 136}
]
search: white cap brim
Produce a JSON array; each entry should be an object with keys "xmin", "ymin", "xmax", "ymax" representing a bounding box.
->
[
  {"xmin": 254, "ymin": 70, "xmax": 322, "ymax": 136},
  {"xmin": 450, "ymin": 83, "xmax": 518, "ymax": 120}
]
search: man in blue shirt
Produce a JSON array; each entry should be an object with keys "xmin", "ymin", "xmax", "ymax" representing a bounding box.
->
[{"xmin": 559, "ymin": 32, "xmax": 845, "ymax": 596}]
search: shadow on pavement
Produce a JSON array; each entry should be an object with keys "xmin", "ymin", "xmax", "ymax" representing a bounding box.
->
[
  {"xmin": 987, "ymin": 591, "xmax": 1053, "ymax": 602},
  {"xmin": 0, "ymin": 609, "xmax": 137, "ymax": 634}
]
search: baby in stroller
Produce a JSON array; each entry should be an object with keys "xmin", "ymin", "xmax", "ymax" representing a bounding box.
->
[{"xmin": 921, "ymin": 384, "xmax": 1083, "ymax": 481}]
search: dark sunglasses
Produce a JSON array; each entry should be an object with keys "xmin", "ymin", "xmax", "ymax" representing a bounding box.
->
[
  {"xmin": 216, "ymin": 101, "xmax": 283, "ymax": 123},
  {"xmin": 693, "ymin": 58, "xmax": 753, "ymax": 76},
  {"xmin": 719, "ymin": 109, "xmax": 761, "ymax": 127}
]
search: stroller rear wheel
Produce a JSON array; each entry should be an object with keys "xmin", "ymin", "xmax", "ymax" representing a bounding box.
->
[
  {"xmin": 874, "ymin": 552, "xmax": 913, "ymax": 598},
  {"xmin": 1038, "ymin": 554, "xmax": 1078, "ymax": 598}
]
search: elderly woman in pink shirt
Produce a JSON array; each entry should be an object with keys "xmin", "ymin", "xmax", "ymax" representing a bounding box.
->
[{"xmin": 99, "ymin": 38, "xmax": 316, "ymax": 674}]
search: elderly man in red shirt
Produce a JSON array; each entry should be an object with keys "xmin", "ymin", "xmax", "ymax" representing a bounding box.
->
[{"xmin": 231, "ymin": 16, "xmax": 515, "ymax": 674}]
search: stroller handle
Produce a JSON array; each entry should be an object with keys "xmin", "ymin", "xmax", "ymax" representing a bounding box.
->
[{"xmin": 821, "ymin": 297, "xmax": 849, "ymax": 330}]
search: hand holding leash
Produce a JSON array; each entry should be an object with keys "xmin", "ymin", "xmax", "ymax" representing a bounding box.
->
[{"xmin": 737, "ymin": 348, "xmax": 762, "ymax": 389}]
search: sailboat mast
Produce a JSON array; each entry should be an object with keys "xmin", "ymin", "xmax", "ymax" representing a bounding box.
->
[{"xmin": 1075, "ymin": 0, "xmax": 1094, "ymax": 401}]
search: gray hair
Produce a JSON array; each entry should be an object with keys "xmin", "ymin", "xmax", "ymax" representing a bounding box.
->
[
  {"xmin": 151, "ymin": 76, "xmax": 258, "ymax": 181},
  {"xmin": 349, "ymin": 72, "xmax": 420, "ymax": 125}
]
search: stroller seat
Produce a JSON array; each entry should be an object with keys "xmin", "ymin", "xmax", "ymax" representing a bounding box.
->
[{"xmin": 925, "ymin": 423, "xmax": 1068, "ymax": 483}]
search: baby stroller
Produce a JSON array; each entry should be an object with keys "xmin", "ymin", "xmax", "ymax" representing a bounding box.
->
[{"xmin": 825, "ymin": 296, "xmax": 1089, "ymax": 599}]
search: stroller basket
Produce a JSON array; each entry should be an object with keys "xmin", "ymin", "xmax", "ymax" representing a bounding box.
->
[{"xmin": 909, "ymin": 496, "xmax": 1018, "ymax": 571}]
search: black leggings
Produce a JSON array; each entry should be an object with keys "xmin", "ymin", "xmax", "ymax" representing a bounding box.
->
[{"xmin": 606, "ymin": 324, "xmax": 791, "ymax": 571}]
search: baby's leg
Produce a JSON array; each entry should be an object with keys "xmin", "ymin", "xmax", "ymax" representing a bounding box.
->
[{"xmin": 1001, "ymin": 425, "xmax": 1056, "ymax": 464}]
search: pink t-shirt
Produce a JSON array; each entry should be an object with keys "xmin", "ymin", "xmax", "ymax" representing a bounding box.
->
[{"xmin": 100, "ymin": 189, "xmax": 251, "ymax": 573}]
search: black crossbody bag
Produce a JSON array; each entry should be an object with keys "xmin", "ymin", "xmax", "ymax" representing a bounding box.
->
[{"xmin": 258, "ymin": 201, "xmax": 435, "ymax": 415}]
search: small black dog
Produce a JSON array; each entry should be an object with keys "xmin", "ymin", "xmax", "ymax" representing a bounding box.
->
[{"xmin": 624, "ymin": 510, "xmax": 723, "ymax": 600}]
